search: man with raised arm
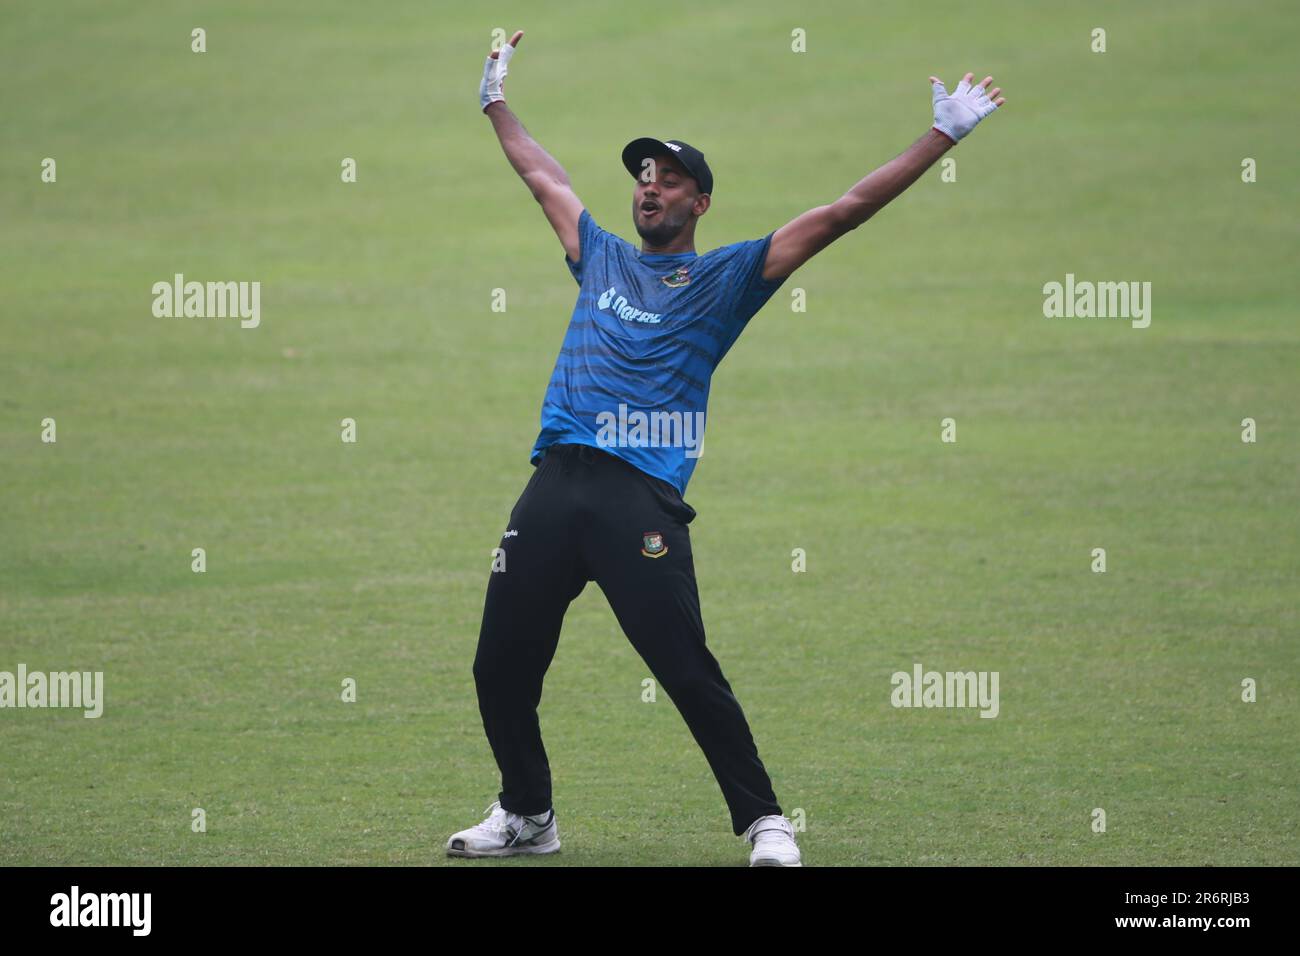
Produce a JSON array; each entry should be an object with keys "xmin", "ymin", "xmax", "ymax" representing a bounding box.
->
[{"xmin": 446, "ymin": 29, "xmax": 1006, "ymax": 866}]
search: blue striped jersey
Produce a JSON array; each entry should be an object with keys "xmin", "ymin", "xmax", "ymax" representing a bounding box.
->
[{"xmin": 530, "ymin": 208, "xmax": 787, "ymax": 493}]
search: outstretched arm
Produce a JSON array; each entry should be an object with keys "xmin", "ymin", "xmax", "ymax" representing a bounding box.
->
[
  {"xmin": 480, "ymin": 30, "xmax": 584, "ymax": 261},
  {"xmin": 762, "ymin": 72, "xmax": 1006, "ymax": 281}
]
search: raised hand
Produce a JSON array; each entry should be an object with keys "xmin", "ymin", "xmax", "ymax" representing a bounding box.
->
[
  {"xmin": 480, "ymin": 29, "xmax": 524, "ymax": 113},
  {"xmin": 929, "ymin": 72, "xmax": 1005, "ymax": 144}
]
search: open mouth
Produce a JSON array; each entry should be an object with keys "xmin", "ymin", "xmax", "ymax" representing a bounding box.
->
[{"xmin": 640, "ymin": 201, "xmax": 661, "ymax": 216}]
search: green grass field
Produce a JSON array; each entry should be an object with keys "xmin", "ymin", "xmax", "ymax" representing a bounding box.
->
[{"xmin": 2, "ymin": 0, "xmax": 1297, "ymax": 866}]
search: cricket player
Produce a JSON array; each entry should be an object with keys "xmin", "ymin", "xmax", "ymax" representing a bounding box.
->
[{"xmin": 447, "ymin": 29, "xmax": 1005, "ymax": 866}]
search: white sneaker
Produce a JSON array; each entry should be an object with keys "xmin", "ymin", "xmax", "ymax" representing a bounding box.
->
[
  {"xmin": 743, "ymin": 814, "xmax": 802, "ymax": 867},
  {"xmin": 446, "ymin": 799, "xmax": 561, "ymax": 858}
]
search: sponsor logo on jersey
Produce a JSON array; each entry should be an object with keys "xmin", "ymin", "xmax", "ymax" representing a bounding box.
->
[
  {"xmin": 598, "ymin": 286, "xmax": 663, "ymax": 324},
  {"xmin": 641, "ymin": 531, "xmax": 668, "ymax": 558},
  {"xmin": 661, "ymin": 266, "xmax": 691, "ymax": 288}
]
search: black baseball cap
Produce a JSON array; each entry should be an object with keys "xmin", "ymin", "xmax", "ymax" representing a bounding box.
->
[{"xmin": 621, "ymin": 138, "xmax": 714, "ymax": 195}]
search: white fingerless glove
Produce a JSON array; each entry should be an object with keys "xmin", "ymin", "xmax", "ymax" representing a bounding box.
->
[
  {"xmin": 479, "ymin": 43, "xmax": 516, "ymax": 112},
  {"xmin": 931, "ymin": 76, "xmax": 998, "ymax": 143}
]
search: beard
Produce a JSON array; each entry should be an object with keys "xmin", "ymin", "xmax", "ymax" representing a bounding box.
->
[{"xmin": 632, "ymin": 200, "xmax": 691, "ymax": 246}]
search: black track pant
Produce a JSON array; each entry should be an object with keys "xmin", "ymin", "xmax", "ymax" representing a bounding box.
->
[{"xmin": 472, "ymin": 442, "xmax": 782, "ymax": 836}]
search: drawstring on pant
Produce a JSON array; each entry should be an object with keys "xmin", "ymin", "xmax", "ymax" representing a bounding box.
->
[{"xmin": 552, "ymin": 443, "xmax": 600, "ymax": 476}]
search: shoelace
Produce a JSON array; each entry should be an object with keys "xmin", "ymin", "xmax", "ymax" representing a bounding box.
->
[{"xmin": 476, "ymin": 800, "xmax": 539, "ymax": 847}]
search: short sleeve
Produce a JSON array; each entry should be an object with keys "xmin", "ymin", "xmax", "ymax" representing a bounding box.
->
[
  {"xmin": 565, "ymin": 209, "xmax": 609, "ymax": 286},
  {"xmin": 727, "ymin": 232, "xmax": 787, "ymax": 324}
]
